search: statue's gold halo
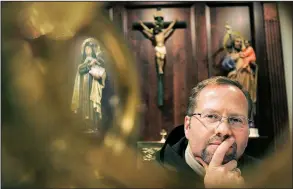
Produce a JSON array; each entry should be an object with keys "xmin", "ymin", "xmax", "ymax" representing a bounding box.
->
[{"xmin": 80, "ymin": 38, "xmax": 100, "ymax": 54}]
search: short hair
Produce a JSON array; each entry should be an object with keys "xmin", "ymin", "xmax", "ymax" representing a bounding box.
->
[{"xmin": 186, "ymin": 76, "xmax": 253, "ymax": 119}]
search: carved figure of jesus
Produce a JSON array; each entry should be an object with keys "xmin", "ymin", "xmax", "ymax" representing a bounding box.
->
[{"xmin": 139, "ymin": 19, "xmax": 176, "ymax": 75}]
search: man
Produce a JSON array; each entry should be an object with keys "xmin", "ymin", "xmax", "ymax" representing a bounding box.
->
[{"xmin": 156, "ymin": 76, "xmax": 259, "ymax": 188}]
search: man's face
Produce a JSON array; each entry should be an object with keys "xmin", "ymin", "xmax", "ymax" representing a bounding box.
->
[
  {"xmin": 234, "ymin": 37, "xmax": 242, "ymax": 51},
  {"xmin": 184, "ymin": 85, "xmax": 249, "ymax": 165}
]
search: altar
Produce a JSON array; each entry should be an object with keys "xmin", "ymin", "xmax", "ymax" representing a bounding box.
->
[{"xmin": 137, "ymin": 129, "xmax": 167, "ymax": 167}]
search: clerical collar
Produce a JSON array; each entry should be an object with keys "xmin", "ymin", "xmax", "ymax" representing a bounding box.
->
[{"xmin": 185, "ymin": 143, "xmax": 205, "ymax": 177}]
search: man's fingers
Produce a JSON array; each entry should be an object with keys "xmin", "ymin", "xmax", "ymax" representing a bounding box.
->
[
  {"xmin": 222, "ymin": 173, "xmax": 244, "ymax": 188},
  {"xmin": 236, "ymin": 176, "xmax": 245, "ymax": 185},
  {"xmin": 232, "ymin": 168, "xmax": 242, "ymax": 177},
  {"xmin": 195, "ymin": 157, "xmax": 208, "ymax": 170},
  {"xmin": 223, "ymin": 160, "xmax": 237, "ymax": 171},
  {"xmin": 209, "ymin": 137, "xmax": 235, "ymax": 167},
  {"xmin": 233, "ymin": 175, "xmax": 245, "ymax": 187}
]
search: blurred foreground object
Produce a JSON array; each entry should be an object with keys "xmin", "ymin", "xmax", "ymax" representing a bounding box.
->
[
  {"xmin": 17, "ymin": 2, "xmax": 95, "ymax": 40},
  {"xmin": 1, "ymin": 2, "xmax": 153, "ymax": 188},
  {"xmin": 245, "ymin": 139, "xmax": 292, "ymax": 188}
]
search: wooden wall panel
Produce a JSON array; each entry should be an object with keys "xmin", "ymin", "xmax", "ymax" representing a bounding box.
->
[
  {"xmin": 249, "ymin": 2, "xmax": 274, "ymax": 145},
  {"xmin": 263, "ymin": 3, "xmax": 289, "ymax": 147},
  {"xmin": 171, "ymin": 8, "xmax": 189, "ymax": 127},
  {"xmin": 126, "ymin": 8, "xmax": 161, "ymax": 141},
  {"xmin": 196, "ymin": 4, "xmax": 209, "ymax": 81}
]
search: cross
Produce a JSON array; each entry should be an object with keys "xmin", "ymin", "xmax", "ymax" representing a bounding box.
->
[
  {"xmin": 132, "ymin": 21, "xmax": 187, "ymax": 31},
  {"xmin": 133, "ymin": 8, "xmax": 187, "ymax": 107}
]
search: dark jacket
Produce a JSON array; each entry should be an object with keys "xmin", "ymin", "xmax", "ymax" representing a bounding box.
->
[{"xmin": 155, "ymin": 125, "xmax": 260, "ymax": 188}]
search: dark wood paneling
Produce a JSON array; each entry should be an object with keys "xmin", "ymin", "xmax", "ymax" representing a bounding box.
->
[
  {"xmin": 171, "ymin": 8, "xmax": 189, "ymax": 127},
  {"xmin": 194, "ymin": 3, "xmax": 209, "ymax": 83},
  {"xmin": 252, "ymin": 2, "xmax": 274, "ymax": 142},
  {"xmin": 110, "ymin": 5, "xmax": 125, "ymax": 33},
  {"xmin": 126, "ymin": 8, "xmax": 156, "ymax": 141},
  {"xmin": 263, "ymin": 3, "xmax": 289, "ymax": 147},
  {"xmin": 125, "ymin": 2, "xmax": 194, "ymax": 8}
]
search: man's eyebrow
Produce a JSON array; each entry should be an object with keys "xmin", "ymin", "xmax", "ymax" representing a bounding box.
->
[
  {"xmin": 201, "ymin": 108, "xmax": 220, "ymax": 113},
  {"xmin": 229, "ymin": 113, "xmax": 247, "ymax": 117},
  {"xmin": 201, "ymin": 109, "xmax": 247, "ymax": 117}
]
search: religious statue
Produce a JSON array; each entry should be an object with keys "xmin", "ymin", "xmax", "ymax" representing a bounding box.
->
[
  {"xmin": 221, "ymin": 24, "xmax": 259, "ymax": 137},
  {"xmin": 71, "ymin": 38, "xmax": 107, "ymax": 132},
  {"xmin": 139, "ymin": 9, "xmax": 177, "ymax": 75},
  {"xmin": 240, "ymin": 40, "xmax": 257, "ymax": 73},
  {"xmin": 222, "ymin": 24, "xmax": 258, "ymax": 108},
  {"xmin": 132, "ymin": 8, "xmax": 186, "ymax": 106},
  {"xmin": 133, "ymin": 8, "xmax": 182, "ymax": 107}
]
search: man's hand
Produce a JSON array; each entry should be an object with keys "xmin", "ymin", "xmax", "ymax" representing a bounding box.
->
[{"xmin": 196, "ymin": 137, "xmax": 245, "ymax": 188}]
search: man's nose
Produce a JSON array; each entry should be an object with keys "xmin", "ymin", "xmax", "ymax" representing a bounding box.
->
[{"xmin": 215, "ymin": 118, "xmax": 232, "ymax": 136}]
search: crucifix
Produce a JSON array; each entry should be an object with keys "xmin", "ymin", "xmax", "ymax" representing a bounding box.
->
[{"xmin": 133, "ymin": 8, "xmax": 187, "ymax": 107}]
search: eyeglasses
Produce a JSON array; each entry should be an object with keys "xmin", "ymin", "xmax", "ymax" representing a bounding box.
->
[{"xmin": 189, "ymin": 112, "xmax": 252, "ymax": 129}]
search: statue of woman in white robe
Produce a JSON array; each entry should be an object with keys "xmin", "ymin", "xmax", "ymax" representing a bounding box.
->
[{"xmin": 71, "ymin": 38, "xmax": 106, "ymax": 131}]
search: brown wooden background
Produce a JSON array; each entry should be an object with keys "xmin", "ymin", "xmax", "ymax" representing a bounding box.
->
[{"xmin": 106, "ymin": 2, "xmax": 289, "ymax": 156}]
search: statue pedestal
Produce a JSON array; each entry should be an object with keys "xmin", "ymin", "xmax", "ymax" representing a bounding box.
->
[{"xmin": 249, "ymin": 128, "xmax": 260, "ymax": 138}]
